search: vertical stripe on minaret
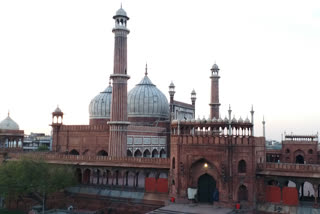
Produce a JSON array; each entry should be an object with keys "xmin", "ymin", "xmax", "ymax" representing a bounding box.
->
[
  {"xmin": 209, "ymin": 63, "xmax": 221, "ymax": 119},
  {"xmin": 108, "ymin": 7, "xmax": 130, "ymax": 157}
]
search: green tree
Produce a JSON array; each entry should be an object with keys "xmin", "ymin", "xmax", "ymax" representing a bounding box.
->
[
  {"xmin": 36, "ymin": 145, "xmax": 49, "ymax": 151},
  {"xmin": 0, "ymin": 158, "xmax": 77, "ymax": 210}
]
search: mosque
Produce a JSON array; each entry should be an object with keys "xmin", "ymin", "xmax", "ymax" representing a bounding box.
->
[{"xmin": 2, "ymin": 6, "xmax": 320, "ymax": 213}]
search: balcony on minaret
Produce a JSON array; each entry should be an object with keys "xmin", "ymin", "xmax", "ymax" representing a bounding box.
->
[
  {"xmin": 211, "ymin": 63, "xmax": 220, "ymax": 76},
  {"xmin": 113, "ymin": 7, "xmax": 130, "ymax": 32}
]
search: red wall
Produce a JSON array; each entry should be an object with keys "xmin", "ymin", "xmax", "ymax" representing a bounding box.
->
[
  {"xmin": 282, "ymin": 187, "xmax": 298, "ymax": 206},
  {"xmin": 266, "ymin": 186, "xmax": 281, "ymax": 203},
  {"xmin": 145, "ymin": 178, "xmax": 168, "ymax": 193}
]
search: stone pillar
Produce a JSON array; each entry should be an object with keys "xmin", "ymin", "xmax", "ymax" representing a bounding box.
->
[
  {"xmin": 108, "ymin": 8, "xmax": 130, "ymax": 157},
  {"xmin": 313, "ymin": 183, "xmax": 318, "ymax": 206}
]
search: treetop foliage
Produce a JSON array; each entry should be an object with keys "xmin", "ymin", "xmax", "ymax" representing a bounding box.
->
[{"xmin": 0, "ymin": 158, "xmax": 77, "ymax": 198}]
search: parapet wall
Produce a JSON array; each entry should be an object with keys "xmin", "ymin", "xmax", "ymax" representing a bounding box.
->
[
  {"xmin": 171, "ymin": 135, "xmax": 265, "ymax": 146},
  {"xmin": 8, "ymin": 152, "xmax": 170, "ymax": 169}
]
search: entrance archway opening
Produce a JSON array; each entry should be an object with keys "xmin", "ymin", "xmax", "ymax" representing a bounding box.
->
[
  {"xmin": 296, "ymin": 155, "xmax": 304, "ymax": 164},
  {"xmin": 238, "ymin": 185, "xmax": 248, "ymax": 201},
  {"xmin": 75, "ymin": 168, "xmax": 82, "ymax": 184},
  {"xmin": 197, "ymin": 173, "xmax": 216, "ymax": 203},
  {"xmin": 83, "ymin": 169, "xmax": 91, "ymax": 184}
]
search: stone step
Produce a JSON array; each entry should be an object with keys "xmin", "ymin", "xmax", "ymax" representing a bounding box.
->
[{"xmin": 148, "ymin": 208, "xmax": 195, "ymax": 214}]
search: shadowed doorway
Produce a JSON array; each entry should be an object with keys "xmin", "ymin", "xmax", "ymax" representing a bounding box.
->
[
  {"xmin": 197, "ymin": 173, "xmax": 216, "ymax": 203},
  {"xmin": 296, "ymin": 155, "xmax": 304, "ymax": 164}
]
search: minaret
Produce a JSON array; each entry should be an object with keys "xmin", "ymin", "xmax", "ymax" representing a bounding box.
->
[
  {"xmin": 169, "ymin": 82, "xmax": 175, "ymax": 120},
  {"xmin": 191, "ymin": 89, "xmax": 196, "ymax": 106},
  {"xmin": 108, "ymin": 7, "xmax": 130, "ymax": 157},
  {"xmin": 209, "ymin": 63, "xmax": 220, "ymax": 119},
  {"xmin": 262, "ymin": 116, "xmax": 266, "ymax": 138},
  {"xmin": 250, "ymin": 105, "xmax": 254, "ymax": 136},
  {"xmin": 228, "ymin": 105, "xmax": 232, "ymax": 135}
]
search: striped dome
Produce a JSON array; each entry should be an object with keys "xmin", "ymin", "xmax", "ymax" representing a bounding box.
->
[
  {"xmin": 89, "ymin": 85, "xmax": 112, "ymax": 119},
  {"xmin": 128, "ymin": 74, "xmax": 169, "ymax": 119}
]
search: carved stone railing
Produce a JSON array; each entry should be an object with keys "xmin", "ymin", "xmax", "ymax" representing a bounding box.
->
[
  {"xmin": 7, "ymin": 152, "xmax": 170, "ymax": 169},
  {"xmin": 257, "ymin": 162, "xmax": 320, "ymax": 173}
]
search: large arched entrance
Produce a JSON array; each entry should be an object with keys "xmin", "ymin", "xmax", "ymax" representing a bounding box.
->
[
  {"xmin": 296, "ymin": 155, "xmax": 304, "ymax": 164},
  {"xmin": 197, "ymin": 173, "xmax": 216, "ymax": 203}
]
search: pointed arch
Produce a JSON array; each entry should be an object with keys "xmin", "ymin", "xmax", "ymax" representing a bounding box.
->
[
  {"xmin": 134, "ymin": 149, "xmax": 142, "ymax": 157},
  {"xmin": 238, "ymin": 185, "xmax": 248, "ymax": 201},
  {"xmin": 160, "ymin": 149, "xmax": 166, "ymax": 158},
  {"xmin": 69, "ymin": 149, "xmax": 79, "ymax": 155},
  {"xmin": 127, "ymin": 150, "xmax": 133, "ymax": 157},
  {"xmin": 238, "ymin": 160, "xmax": 246, "ymax": 173},
  {"xmin": 97, "ymin": 150, "xmax": 108, "ymax": 156},
  {"xmin": 152, "ymin": 149, "xmax": 159, "ymax": 158},
  {"xmin": 143, "ymin": 149, "xmax": 151, "ymax": 158}
]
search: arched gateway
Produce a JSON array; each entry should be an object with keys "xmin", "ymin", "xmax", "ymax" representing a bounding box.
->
[{"xmin": 198, "ymin": 173, "xmax": 216, "ymax": 203}]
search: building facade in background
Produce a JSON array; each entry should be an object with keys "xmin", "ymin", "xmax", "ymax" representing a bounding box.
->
[{"xmin": 23, "ymin": 133, "xmax": 52, "ymax": 151}]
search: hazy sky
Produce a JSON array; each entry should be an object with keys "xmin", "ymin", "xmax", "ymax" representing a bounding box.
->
[{"xmin": 0, "ymin": 0, "xmax": 319, "ymax": 141}]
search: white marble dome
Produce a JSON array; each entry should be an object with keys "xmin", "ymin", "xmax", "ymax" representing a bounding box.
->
[
  {"xmin": 89, "ymin": 85, "xmax": 112, "ymax": 119},
  {"xmin": 128, "ymin": 74, "xmax": 169, "ymax": 119},
  {"xmin": 0, "ymin": 114, "xmax": 19, "ymax": 130}
]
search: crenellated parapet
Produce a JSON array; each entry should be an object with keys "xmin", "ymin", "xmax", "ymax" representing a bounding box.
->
[{"xmin": 170, "ymin": 116, "xmax": 253, "ymax": 137}]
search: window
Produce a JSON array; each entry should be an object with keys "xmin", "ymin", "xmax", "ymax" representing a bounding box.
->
[
  {"xmin": 238, "ymin": 160, "xmax": 246, "ymax": 173},
  {"xmin": 172, "ymin": 157, "xmax": 175, "ymax": 169}
]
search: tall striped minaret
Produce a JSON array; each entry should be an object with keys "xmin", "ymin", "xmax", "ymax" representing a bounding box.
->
[
  {"xmin": 108, "ymin": 7, "xmax": 130, "ymax": 157},
  {"xmin": 209, "ymin": 63, "xmax": 221, "ymax": 119}
]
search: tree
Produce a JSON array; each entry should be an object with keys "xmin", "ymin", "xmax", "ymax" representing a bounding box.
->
[
  {"xmin": 0, "ymin": 158, "xmax": 77, "ymax": 210},
  {"xmin": 36, "ymin": 145, "xmax": 49, "ymax": 151}
]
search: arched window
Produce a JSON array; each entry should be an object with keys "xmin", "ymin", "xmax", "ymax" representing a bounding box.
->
[
  {"xmin": 238, "ymin": 185, "xmax": 248, "ymax": 201},
  {"xmin": 172, "ymin": 157, "xmax": 175, "ymax": 169},
  {"xmin": 143, "ymin": 149, "xmax": 151, "ymax": 158},
  {"xmin": 308, "ymin": 149, "xmax": 313, "ymax": 154},
  {"xmin": 152, "ymin": 149, "xmax": 159, "ymax": 158},
  {"xmin": 127, "ymin": 150, "xmax": 133, "ymax": 157},
  {"xmin": 69, "ymin": 149, "xmax": 79, "ymax": 155},
  {"xmin": 134, "ymin": 149, "xmax": 142, "ymax": 157},
  {"xmin": 286, "ymin": 149, "xmax": 290, "ymax": 153},
  {"xmin": 97, "ymin": 150, "xmax": 108, "ymax": 156},
  {"xmin": 160, "ymin": 149, "xmax": 166, "ymax": 158},
  {"xmin": 238, "ymin": 160, "xmax": 246, "ymax": 173}
]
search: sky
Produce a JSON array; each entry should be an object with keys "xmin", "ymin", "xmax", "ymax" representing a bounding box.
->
[{"xmin": 0, "ymin": 0, "xmax": 319, "ymax": 141}]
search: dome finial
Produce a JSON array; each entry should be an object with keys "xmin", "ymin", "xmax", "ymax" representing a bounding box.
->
[
  {"xmin": 145, "ymin": 63, "xmax": 148, "ymax": 76},
  {"xmin": 8, "ymin": 110, "xmax": 10, "ymax": 117}
]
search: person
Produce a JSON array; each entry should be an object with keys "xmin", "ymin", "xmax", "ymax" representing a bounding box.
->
[{"xmin": 213, "ymin": 188, "xmax": 219, "ymax": 202}]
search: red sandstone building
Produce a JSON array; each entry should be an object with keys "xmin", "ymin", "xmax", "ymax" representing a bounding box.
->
[{"xmin": 4, "ymin": 6, "xmax": 320, "ymax": 213}]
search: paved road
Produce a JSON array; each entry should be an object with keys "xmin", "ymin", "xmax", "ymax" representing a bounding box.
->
[{"xmin": 148, "ymin": 204, "xmax": 233, "ymax": 214}]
